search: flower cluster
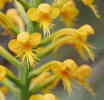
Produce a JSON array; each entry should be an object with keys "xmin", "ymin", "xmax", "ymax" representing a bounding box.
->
[{"xmin": 0, "ymin": 0, "xmax": 100, "ymax": 100}]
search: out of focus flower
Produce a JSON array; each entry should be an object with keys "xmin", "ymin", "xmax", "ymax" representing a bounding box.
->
[
  {"xmin": 0, "ymin": 65, "xmax": 7, "ymax": 81},
  {"xmin": 27, "ymin": 3, "xmax": 59, "ymax": 36},
  {"xmin": 0, "ymin": 86, "xmax": 8, "ymax": 95},
  {"xmin": 0, "ymin": 90, "xmax": 6, "ymax": 100},
  {"xmin": 81, "ymin": 0, "xmax": 100, "ymax": 18},
  {"xmin": 29, "ymin": 93, "xmax": 59, "ymax": 100},
  {"xmin": 8, "ymin": 32, "xmax": 41, "ymax": 67},
  {"xmin": 6, "ymin": 8, "xmax": 25, "ymax": 32},
  {"xmin": 60, "ymin": 1, "xmax": 79, "ymax": 27},
  {"xmin": 52, "ymin": 0, "xmax": 69, "ymax": 7},
  {"xmin": 53, "ymin": 24, "xmax": 95, "ymax": 61},
  {"xmin": 47, "ymin": 59, "xmax": 94, "ymax": 95},
  {"xmin": 0, "ymin": 0, "xmax": 12, "ymax": 10}
]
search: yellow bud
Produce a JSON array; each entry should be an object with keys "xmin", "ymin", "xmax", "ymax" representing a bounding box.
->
[
  {"xmin": 0, "ymin": 65, "xmax": 7, "ymax": 81},
  {"xmin": 17, "ymin": 32, "xmax": 30, "ymax": 43}
]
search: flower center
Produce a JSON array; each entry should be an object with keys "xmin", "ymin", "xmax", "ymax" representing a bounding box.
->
[
  {"xmin": 61, "ymin": 70, "xmax": 68, "ymax": 77},
  {"xmin": 23, "ymin": 43, "xmax": 31, "ymax": 50}
]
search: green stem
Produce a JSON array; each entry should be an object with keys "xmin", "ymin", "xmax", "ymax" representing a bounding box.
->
[
  {"xmin": 29, "ymin": 75, "xmax": 57, "ymax": 95},
  {"xmin": 28, "ymin": 61, "xmax": 61, "ymax": 79},
  {"xmin": 18, "ymin": 60, "xmax": 29, "ymax": 100},
  {"xmin": 36, "ymin": 36, "xmax": 70, "ymax": 59},
  {"xmin": 16, "ymin": 0, "xmax": 32, "ymax": 9},
  {"xmin": 0, "ymin": 45, "xmax": 20, "ymax": 68},
  {"xmin": 0, "ymin": 12, "xmax": 19, "ymax": 35},
  {"xmin": 31, "ymin": 0, "xmax": 43, "ymax": 8},
  {"xmin": 7, "ymin": 75, "xmax": 22, "ymax": 88},
  {"xmin": 14, "ymin": 0, "xmax": 29, "ymax": 25},
  {"xmin": 39, "ymin": 28, "xmax": 68, "ymax": 46},
  {"xmin": 28, "ymin": 63, "xmax": 51, "ymax": 79},
  {"xmin": 2, "ymin": 79, "xmax": 18, "ymax": 95}
]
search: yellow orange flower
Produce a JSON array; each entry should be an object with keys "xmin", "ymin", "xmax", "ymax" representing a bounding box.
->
[
  {"xmin": 60, "ymin": 1, "xmax": 79, "ymax": 27},
  {"xmin": 81, "ymin": 0, "xmax": 100, "ymax": 18},
  {"xmin": 8, "ymin": 32, "xmax": 41, "ymax": 67},
  {"xmin": 0, "ymin": 0, "xmax": 12, "ymax": 10},
  {"xmin": 6, "ymin": 8, "xmax": 25, "ymax": 32},
  {"xmin": 29, "ymin": 93, "xmax": 58, "ymax": 100},
  {"xmin": 46, "ymin": 59, "xmax": 94, "ymax": 95},
  {"xmin": 27, "ymin": 3, "xmax": 59, "ymax": 36},
  {"xmin": 0, "ymin": 65, "xmax": 7, "ymax": 81},
  {"xmin": 53, "ymin": 24, "xmax": 95, "ymax": 61}
]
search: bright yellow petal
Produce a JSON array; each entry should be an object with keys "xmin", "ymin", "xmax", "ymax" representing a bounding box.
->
[
  {"xmin": 29, "ymin": 94, "xmax": 43, "ymax": 100},
  {"xmin": 17, "ymin": 32, "xmax": 30, "ymax": 43},
  {"xmin": 51, "ymin": 8, "xmax": 60, "ymax": 19},
  {"xmin": 27, "ymin": 8, "xmax": 39, "ymax": 21},
  {"xmin": 78, "ymin": 64, "xmax": 92, "ymax": 78},
  {"xmin": 44, "ymin": 93, "xmax": 57, "ymax": 100},
  {"xmin": 29, "ymin": 33, "xmax": 41, "ymax": 46},
  {"xmin": 38, "ymin": 3, "xmax": 51, "ymax": 13},
  {"xmin": 8, "ymin": 39, "xmax": 22, "ymax": 53}
]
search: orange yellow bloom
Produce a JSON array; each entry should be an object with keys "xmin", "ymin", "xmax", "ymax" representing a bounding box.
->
[
  {"xmin": 27, "ymin": 3, "xmax": 59, "ymax": 36},
  {"xmin": 0, "ymin": 65, "xmax": 7, "ymax": 81},
  {"xmin": 29, "ymin": 93, "xmax": 58, "ymax": 100},
  {"xmin": 6, "ymin": 8, "xmax": 25, "ymax": 32},
  {"xmin": 46, "ymin": 59, "xmax": 94, "ymax": 95},
  {"xmin": 53, "ymin": 24, "xmax": 95, "ymax": 61},
  {"xmin": 0, "ymin": 0, "xmax": 12, "ymax": 10},
  {"xmin": 60, "ymin": 1, "xmax": 79, "ymax": 27},
  {"xmin": 8, "ymin": 32, "xmax": 41, "ymax": 67},
  {"xmin": 81, "ymin": 0, "xmax": 100, "ymax": 18}
]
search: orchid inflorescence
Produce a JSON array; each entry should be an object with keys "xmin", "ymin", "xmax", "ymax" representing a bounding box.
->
[{"xmin": 0, "ymin": 0, "xmax": 100, "ymax": 100}]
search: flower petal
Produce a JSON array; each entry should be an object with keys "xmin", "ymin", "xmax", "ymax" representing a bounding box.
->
[
  {"xmin": 38, "ymin": 3, "xmax": 51, "ymax": 13},
  {"xmin": 8, "ymin": 39, "xmax": 22, "ymax": 53},
  {"xmin": 27, "ymin": 8, "xmax": 39, "ymax": 21},
  {"xmin": 17, "ymin": 32, "xmax": 30, "ymax": 43},
  {"xmin": 29, "ymin": 95, "xmax": 43, "ymax": 100},
  {"xmin": 51, "ymin": 8, "xmax": 60, "ymax": 19},
  {"xmin": 29, "ymin": 33, "xmax": 41, "ymax": 46}
]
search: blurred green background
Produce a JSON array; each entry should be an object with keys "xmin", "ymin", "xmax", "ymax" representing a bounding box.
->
[{"xmin": 1, "ymin": 0, "xmax": 104, "ymax": 100}]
